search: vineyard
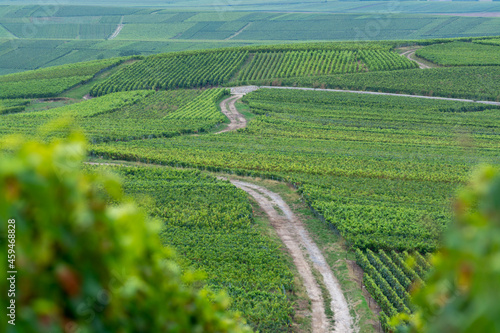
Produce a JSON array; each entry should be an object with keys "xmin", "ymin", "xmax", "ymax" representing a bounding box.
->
[
  {"xmin": 0, "ymin": 58, "xmax": 125, "ymax": 99},
  {"xmin": 89, "ymin": 51, "xmax": 248, "ymax": 96},
  {"xmin": 0, "ymin": 98, "xmax": 30, "ymax": 115},
  {"xmin": 164, "ymin": 88, "xmax": 227, "ymax": 122},
  {"xmin": 355, "ymin": 249, "xmax": 432, "ymax": 331},
  {"xmin": 86, "ymin": 165, "xmax": 297, "ymax": 332},
  {"xmin": 277, "ymin": 66, "xmax": 500, "ymax": 101},
  {"xmin": 0, "ymin": 89, "xmax": 229, "ymax": 142},
  {"xmin": 1, "ymin": 2, "xmax": 500, "ymax": 75},
  {"xmin": 415, "ymin": 41, "xmax": 500, "ymax": 66},
  {"xmin": 80, "ymin": 86, "xmax": 500, "ymax": 330},
  {"xmin": 235, "ymin": 49, "xmax": 417, "ymax": 83},
  {"xmin": 475, "ymin": 38, "xmax": 500, "ymax": 46},
  {"xmin": 2, "ymin": 37, "xmax": 500, "ymax": 332},
  {"xmin": 89, "ymin": 46, "xmax": 417, "ymax": 96},
  {"xmin": 89, "ymin": 89, "xmax": 500, "ymax": 254}
]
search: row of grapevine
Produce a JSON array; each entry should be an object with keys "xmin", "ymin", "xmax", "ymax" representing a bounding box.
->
[
  {"xmin": 90, "ymin": 51, "xmax": 248, "ymax": 96},
  {"xmin": 355, "ymin": 249, "xmax": 411, "ymax": 314},
  {"xmin": 0, "ymin": 57, "xmax": 124, "ymax": 83},
  {"xmin": 0, "ymin": 57, "xmax": 126, "ymax": 99},
  {"xmin": 474, "ymin": 38, "xmax": 500, "ymax": 47},
  {"xmin": 356, "ymin": 249, "xmax": 432, "ymax": 332},
  {"xmin": 0, "ymin": 76, "xmax": 93, "ymax": 99},
  {"xmin": 234, "ymin": 49, "xmax": 417, "ymax": 84},
  {"xmin": 164, "ymin": 88, "xmax": 228, "ymax": 121},
  {"xmin": 0, "ymin": 98, "xmax": 30, "ymax": 115},
  {"xmin": 278, "ymin": 65, "xmax": 500, "ymax": 101},
  {"xmin": 41, "ymin": 90, "xmax": 151, "ymax": 118},
  {"xmin": 0, "ymin": 89, "xmax": 229, "ymax": 143},
  {"xmin": 359, "ymin": 49, "xmax": 418, "ymax": 71},
  {"xmin": 237, "ymin": 50, "xmax": 366, "ymax": 82},
  {"xmin": 416, "ymin": 41, "xmax": 500, "ymax": 67}
]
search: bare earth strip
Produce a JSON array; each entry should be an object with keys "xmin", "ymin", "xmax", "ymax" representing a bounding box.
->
[
  {"xmin": 230, "ymin": 179, "xmax": 354, "ymax": 333},
  {"xmin": 225, "ymin": 22, "xmax": 253, "ymax": 40},
  {"xmin": 400, "ymin": 49, "xmax": 431, "ymax": 69},
  {"xmin": 216, "ymin": 94, "xmax": 246, "ymax": 134},
  {"xmin": 108, "ymin": 16, "xmax": 125, "ymax": 40}
]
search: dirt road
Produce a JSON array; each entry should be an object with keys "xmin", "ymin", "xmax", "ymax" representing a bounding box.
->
[
  {"xmin": 230, "ymin": 179, "xmax": 354, "ymax": 333},
  {"xmin": 255, "ymin": 86, "xmax": 500, "ymax": 106},
  {"xmin": 108, "ymin": 16, "xmax": 124, "ymax": 40},
  {"xmin": 400, "ymin": 49, "xmax": 431, "ymax": 69},
  {"xmin": 216, "ymin": 94, "xmax": 246, "ymax": 134}
]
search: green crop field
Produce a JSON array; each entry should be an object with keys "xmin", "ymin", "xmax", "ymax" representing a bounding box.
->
[
  {"xmin": 355, "ymin": 248, "xmax": 432, "ymax": 331},
  {"xmin": 3, "ymin": 1, "xmax": 500, "ymax": 13},
  {"xmin": 475, "ymin": 37, "xmax": 500, "ymax": 46},
  {"xmin": 276, "ymin": 66, "xmax": 500, "ymax": 101},
  {"xmin": 88, "ymin": 43, "xmax": 421, "ymax": 96},
  {"xmin": 116, "ymin": 23, "xmax": 196, "ymax": 40},
  {"xmin": 416, "ymin": 41, "xmax": 500, "ymax": 66},
  {"xmin": 89, "ymin": 50, "xmax": 248, "ymax": 96},
  {"xmin": 0, "ymin": 89, "xmax": 230, "ymax": 141},
  {"xmin": 1, "ymin": 3, "xmax": 500, "ymax": 74},
  {"xmin": 1, "ymin": 32, "xmax": 500, "ymax": 332},
  {"xmin": 0, "ymin": 57, "xmax": 125, "ymax": 98}
]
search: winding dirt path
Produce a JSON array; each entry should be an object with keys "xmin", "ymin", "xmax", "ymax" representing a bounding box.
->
[
  {"xmin": 86, "ymin": 160, "xmax": 355, "ymax": 332},
  {"xmin": 108, "ymin": 16, "xmax": 124, "ymax": 40},
  {"xmin": 400, "ymin": 49, "xmax": 431, "ymax": 69},
  {"xmin": 230, "ymin": 179, "xmax": 354, "ymax": 333},
  {"xmin": 216, "ymin": 94, "xmax": 246, "ymax": 134},
  {"xmin": 217, "ymin": 83, "xmax": 500, "ymax": 134}
]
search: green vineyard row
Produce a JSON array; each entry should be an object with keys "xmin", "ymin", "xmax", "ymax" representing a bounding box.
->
[
  {"xmin": 86, "ymin": 165, "xmax": 297, "ymax": 332},
  {"xmin": 90, "ymin": 51, "xmax": 248, "ymax": 96},
  {"xmin": 416, "ymin": 41, "xmax": 500, "ymax": 67},
  {"xmin": 0, "ymin": 89, "xmax": 229, "ymax": 142},
  {"xmin": 89, "ymin": 47, "xmax": 417, "ymax": 96},
  {"xmin": 355, "ymin": 249, "xmax": 432, "ymax": 332},
  {"xmin": 236, "ymin": 49, "xmax": 417, "ymax": 82},
  {"xmin": 0, "ymin": 58, "xmax": 126, "ymax": 99}
]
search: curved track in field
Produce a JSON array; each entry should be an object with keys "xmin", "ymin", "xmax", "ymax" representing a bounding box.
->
[
  {"xmin": 230, "ymin": 179, "xmax": 354, "ymax": 333},
  {"xmin": 216, "ymin": 94, "xmax": 246, "ymax": 134},
  {"xmin": 400, "ymin": 49, "xmax": 432, "ymax": 69},
  {"xmin": 86, "ymin": 160, "xmax": 355, "ymax": 332},
  {"xmin": 108, "ymin": 16, "xmax": 124, "ymax": 40},
  {"xmin": 230, "ymin": 86, "xmax": 500, "ymax": 107}
]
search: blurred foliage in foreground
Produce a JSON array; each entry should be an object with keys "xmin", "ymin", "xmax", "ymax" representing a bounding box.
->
[
  {"xmin": 393, "ymin": 166, "xmax": 500, "ymax": 333},
  {"xmin": 0, "ymin": 133, "xmax": 252, "ymax": 333}
]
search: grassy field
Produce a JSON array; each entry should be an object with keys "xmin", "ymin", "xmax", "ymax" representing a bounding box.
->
[{"xmin": 1, "ymin": 3, "xmax": 500, "ymax": 74}]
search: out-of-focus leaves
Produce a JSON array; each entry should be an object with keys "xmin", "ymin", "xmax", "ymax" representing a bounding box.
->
[
  {"xmin": 392, "ymin": 165, "xmax": 500, "ymax": 333},
  {"xmin": 0, "ymin": 132, "xmax": 252, "ymax": 333}
]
